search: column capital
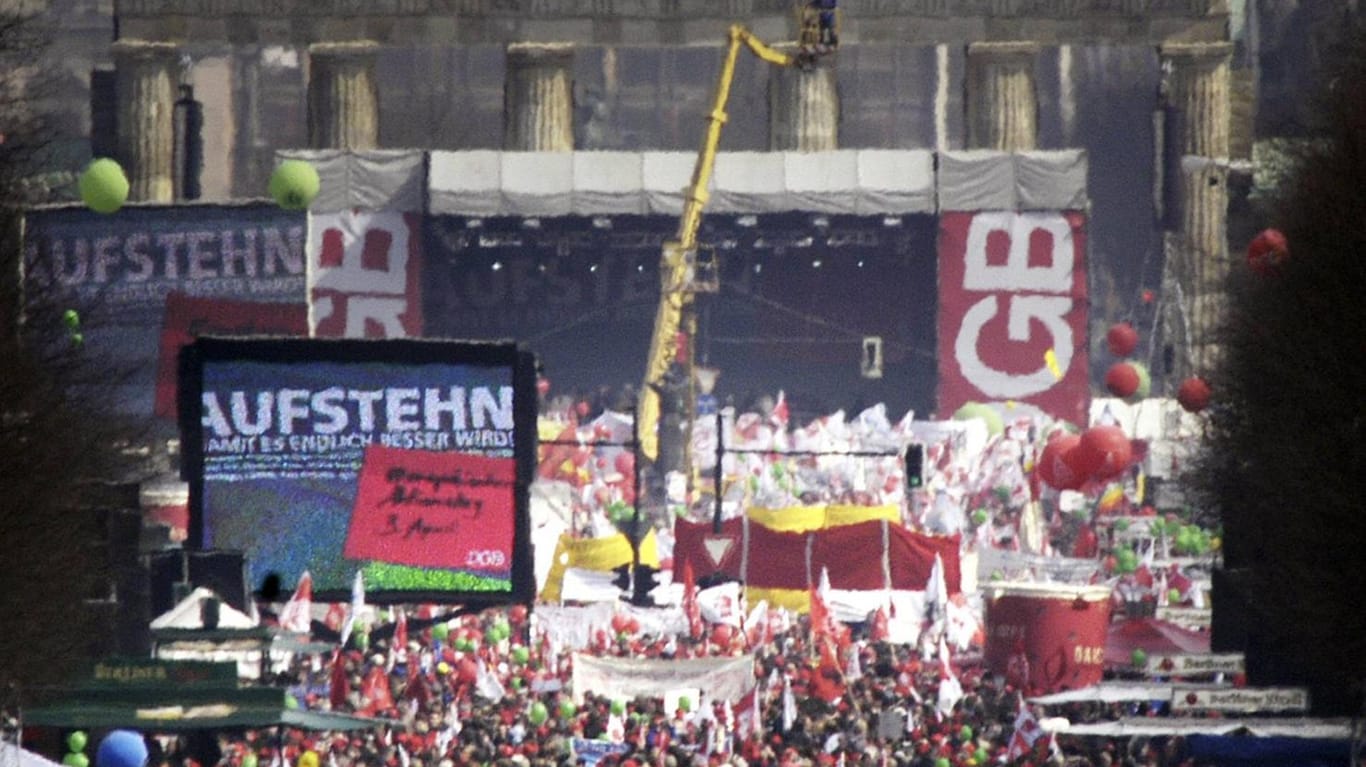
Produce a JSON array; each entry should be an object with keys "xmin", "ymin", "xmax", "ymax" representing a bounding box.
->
[
  {"xmin": 111, "ymin": 39, "xmax": 181, "ymax": 61},
  {"xmin": 967, "ymin": 41, "xmax": 1042, "ymax": 59},
  {"xmin": 1159, "ymin": 41, "xmax": 1233, "ymax": 63},
  {"xmin": 506, "ymin": 42, "xmax": 576, "ymax": 65},
  {"xmin": 308, "ymin": 40, "xmax": 381, "ymax": 59}
]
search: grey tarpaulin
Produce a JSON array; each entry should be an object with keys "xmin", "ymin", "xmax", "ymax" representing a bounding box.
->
[
  {"xmin": 937, "ymin": 149, "xmax": 1088, "ymax": 211},
  {"xmin": 275, "ymin": 149, "xmax": 426, "ymax": 213}
]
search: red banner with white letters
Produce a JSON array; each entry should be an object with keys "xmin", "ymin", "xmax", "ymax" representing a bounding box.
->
[
  {"xmin": 309, "ymin": 210, "xmax": 423, "ymax": 338},
  {"xmin": 937, "ymin": 210, "xmax": 1089, "ymax": 426}
]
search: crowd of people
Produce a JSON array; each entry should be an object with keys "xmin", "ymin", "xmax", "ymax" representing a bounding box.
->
[{"xmin": 160, "ymin": 603, "xmax": 1212, "ymax": 767}]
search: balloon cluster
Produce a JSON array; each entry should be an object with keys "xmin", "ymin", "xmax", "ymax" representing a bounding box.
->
[
  {"xmin": 1102, "ymin": 322, "xmax": 1150, "ymax": 402},
  {"xmin": 1035, "ymin": 424, "xmax": 1133, "ymax": 492},
  {"xmin": 63, "ymin": 731, "xmax": 89, "ymax": 767}
]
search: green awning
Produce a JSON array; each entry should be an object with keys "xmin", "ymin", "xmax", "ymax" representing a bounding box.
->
[{"xmin": 23, "ymin": 700, "xmax": 392, "ymax": 732}]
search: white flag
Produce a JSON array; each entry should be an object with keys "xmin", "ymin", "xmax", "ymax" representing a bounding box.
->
[
  {"xmin": 781, "ymin": 676, "xmax": 797, "ymax": 732},
  {"xmin": 474, "ymin": 659, "xmax": 506, "ymax": 702},
  {"xmin": 340, "ymin": 570, "xmax": 365, "ymax": 647},
  {"xmin": 278, "ymin": 571, "xmax": 313, "ymax": 634}
]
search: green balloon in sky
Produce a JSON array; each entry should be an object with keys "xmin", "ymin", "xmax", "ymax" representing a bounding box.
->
[
  {"xmin": 268, "ymin": 159, "xmax": 321, "ymax": 210},
  {"xmin": 79, "ymin": 158, "xmax": 129, "ymax": 214}
]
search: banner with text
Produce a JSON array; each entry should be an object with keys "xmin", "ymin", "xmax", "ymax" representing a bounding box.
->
[
  {"xmin": 184, "ymin": 338, "xmax": 536, "ymax": 602},
  {"xmin": 570, "ymin": 653, "xmax": 756, "ymax": 704},
  {"xmin": 23, "ymin": 204, "xmax": 307, "ymax": 422},
  {"xmin": 936, "ymin": 210, "xmax": 1089, "ymax": 426}
]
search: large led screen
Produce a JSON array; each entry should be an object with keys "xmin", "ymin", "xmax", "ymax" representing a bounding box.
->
[{"xmin": 179, "ymin": 337, "xmax": 538, "ymax": 603}]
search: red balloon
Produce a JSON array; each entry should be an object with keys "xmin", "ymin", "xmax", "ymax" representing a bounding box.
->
[
  {"xmin": 614, "ymin": 451, "xmax": 636, "ymax": 477},
  {"xmin": 457, "ymin": 658, "xmax": 478, "ymax": 683},
  {"xmin": 1071, "ymin": 525, "xmax": 1099, "ymax": 558},
  {"xmin": 508, "ymin": 604, "xmax": 529, "ymax": 625},
  {"xmin": 1177, "ymin": 376, "xmax": 1211, "ymax": 413},
  {"xmin": 1105, "ymin": 322, "xmax": 1139, "ymax": 357},
  {"xmin": 536, "ymin": 377, "xmax": 551, "ymax": 397},
  {"xmin": 610, "ymin": 613, "xmax": 632, "ymax": 634},
  {"xmin": 1073, "ymin": 425, "xmax": 1133, "ymax": 481},
  {"xmin": 1104, "ymin": 362, "xmax": 1140, "ymax": 398},
  {"xmin": 710, "ymin": 624, "xmax": 734, "ymax": 646},
  {"xmin": 1247, "ymin": 228, "xmax": 1289, "ymax": 276},
  {"xmin": 1037, "ymin": 433, "xmax": 1085, "ymax": 491}
]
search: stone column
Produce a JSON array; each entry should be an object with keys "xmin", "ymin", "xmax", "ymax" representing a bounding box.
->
[
  {"xmin": 307, "ymin": 41, "xmax": 380, "ymax": 150},
  {"xmin": 112, "ymin": 40, "xmax": 180, "ymax": 203},
  {"xmin": 504, "ymin": 43, "xmax": 574, "ymax": 151},
  {"xmin": 1161, "ymin": 42, "xmax": 1232, "ymax": 378},
  {"xmin": 769, "ymin": 55, "xmax": 839, "ymax": 151},
  {"xmin": 965, "ymin": 41, "xmax": 1040, "ymax": 151}
]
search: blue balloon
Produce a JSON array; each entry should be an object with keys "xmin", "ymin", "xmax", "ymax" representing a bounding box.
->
[{"xmin": 96, "ymin": 731, "xmax": 147, "ymax": 767}]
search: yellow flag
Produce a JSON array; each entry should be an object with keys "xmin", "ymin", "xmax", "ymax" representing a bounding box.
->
[{"xmin": 1044, "ymin": 348, "xmax": 1063, "ymax": 380}]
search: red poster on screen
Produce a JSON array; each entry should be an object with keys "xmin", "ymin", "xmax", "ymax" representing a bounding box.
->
[
  {"xmin": 344, "ymin": 445, "xmax": 515, "ymax": 572},
  {"xmin": 937, "ymin": 211, "xmax": 1089, "ymax": 426},
  {"xmin": 154, "ymin": 292, "xmax": 308, "ymax": 419}
]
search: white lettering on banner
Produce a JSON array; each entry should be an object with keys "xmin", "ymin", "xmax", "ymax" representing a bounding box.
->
[
  {"xmin": 200, "ymin": 385, "xmax": 514, "ymax": 437},
  {"xmin": 953, "ymin": 211, "xmax": 1076, "ymax": 400},
  {"xmin": 308, "ymin": 210, "xmax": 417, "ymax": 338}
]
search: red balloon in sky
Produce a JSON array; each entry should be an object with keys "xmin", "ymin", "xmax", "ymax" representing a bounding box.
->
[
  {"xmin": 1177, "ymin": 376, "xmax": 1212, "ymax": 413},
  {"xmin": 1073, "ymin": 425, "xmax": 1133, "ymax": 481},
  {"xmin": 1104, "ymin": 362, "xmax": 1140, "ymax": 398},
  {"xmin": 1106, "ymin": 322, "xmax": 1139, "ymax": 357},
  {"xmin": 1247, "ymin": 228, "xmax": 1289, "ymax": 276},
  {"xmin": 1037, "ymin": 432, "xmax": 1085, "ymax": 491}
]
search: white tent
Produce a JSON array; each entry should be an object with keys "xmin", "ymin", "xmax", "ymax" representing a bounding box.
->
[
  {"xmin": 150, "ymin": 587, "xmax": 257, "ymax": 630},
  {"xmin": 1, "ymin": 741, "xmax": 66, "ymax": 767}
]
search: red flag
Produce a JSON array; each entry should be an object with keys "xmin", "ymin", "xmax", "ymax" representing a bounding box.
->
[
  {"xmin": 278, "ymin": 572, "xmax": 313, "ymax": 634},
  {"xmin": 329, "ymin": 649, "xmax": 350, "ymax": 711},
  {"xmin": 770, "ymin": 390, "xmax": 789, "ymax": 429},
  {"xmin": 870, "ymin": 604, "xmax": 890, "ymax": 643},
  {"xmin": 324, "ymin": 603, "xmax": 346, "ymax": 633},
  {"xmin": 360, "ymin": 665, "xmax": 394, "ymax": 715},
  {"xmin": 682, "ymin": 560, "xmax": 703, "ymax": 640}
]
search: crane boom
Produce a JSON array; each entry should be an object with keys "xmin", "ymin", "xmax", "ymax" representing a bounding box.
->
[{"xmin": 638, "ymin": 22, "xmax": 830, "ymax": 475}]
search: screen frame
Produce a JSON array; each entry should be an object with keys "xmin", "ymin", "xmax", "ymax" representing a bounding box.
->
[{"xmin": 178, "ymin": 335, "xmax": 539, "ymax": 606}]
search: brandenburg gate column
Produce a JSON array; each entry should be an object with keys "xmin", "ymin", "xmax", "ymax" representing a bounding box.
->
[
  {"xmin": 307, "ymin": 41, "xmax": 380, "ymax": 150},
  {"xmin": 769, "ymin": 54, "xmax": 840, "ymax": 151},
  {"xmin": 965, "ymin": 41, "xmax": 1040, "ymax": 150},
  {"xmin": 112, "ymin": 40, "xmax": 180, "ymax": 202},
  {"xmin": 504, "ymin": 43, "xmax": 575, "ymax": 151},
  {"xmin": 1160, "ymin": 42, "xmax": 1232, "ymax": 379}
]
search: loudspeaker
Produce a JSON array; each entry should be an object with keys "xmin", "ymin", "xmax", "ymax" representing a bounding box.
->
[{"xmin": 187, "ymin": 550, "xmax": 249, "ymax": 614}]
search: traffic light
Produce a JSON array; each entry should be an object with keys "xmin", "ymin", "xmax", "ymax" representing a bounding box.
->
[
  {"xmin": 631, "ymin": 564, "xmax": 662, "ymax": 607},
  {"xmin": 904, "ymin": 443, "xmax": 924, "ymax": 489}
]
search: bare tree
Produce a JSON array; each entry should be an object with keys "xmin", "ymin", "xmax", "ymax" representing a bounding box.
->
[{"xmin": 0, "ymin": 5, "xmax": 148, "ymax": 703}]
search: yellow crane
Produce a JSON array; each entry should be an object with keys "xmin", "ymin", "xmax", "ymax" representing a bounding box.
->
[{"xmin": 636, "ymin": 18, "xmax": 837, "ymax": 487}]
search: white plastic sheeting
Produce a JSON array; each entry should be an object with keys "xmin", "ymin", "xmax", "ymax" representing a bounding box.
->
[
  {"xmin": 427, "ymin": 150, "xmax": 938, "ymax": 216},
  {"xmin": 274, "ymin": 148, "xmax": 1087, "ymax": 216}
]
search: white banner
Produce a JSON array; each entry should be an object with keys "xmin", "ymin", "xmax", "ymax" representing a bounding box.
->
[
  {"xmin": 1145, "ymin": 653, "xmax": 1243, "ymax": 677},
  {"xmin": 571, "ymin": 653, "xmax": 756, "ymax": 704},
  {"xmin": 1170, "ymin": 687, "xmax": 1309, "ymax": 713}
]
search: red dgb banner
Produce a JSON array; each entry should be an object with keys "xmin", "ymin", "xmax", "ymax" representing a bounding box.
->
[
  {"xmin": 344, "ymin": 445, "xmax": 516, "ymax": 572},
  {"xmin": 936, "ymin": 211, "xmax": 1089, "ymax": 426}
]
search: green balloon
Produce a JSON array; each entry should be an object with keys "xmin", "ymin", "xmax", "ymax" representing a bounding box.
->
[
  {"xmin": 510, "ymin": 676, "xmax": 524, "ymax": 689},
  {"xmin": 528, "ymin": 701, "xmax": 549, "ymax": 725},
  {"xmin": 62, "ymin": 310, "xmax": 81, "ymax": 330},
  {"xmin": 269, "ymin": 159, "xmax": 321, "ymax": 210},
  {"xmin": 67, "ymin": 731, "xmax": 88, "ymax": 753},
  {"xmin": 952, "ymin": 402, "xmax": 1004, "ymax": 437},
  {"xmin": 1131, "ymin": 649, "xmax": 1148, "ymax": 668},
  {"xmin": 432, "ymin": 622, "xmax": 450, "ymax": 641},
  {"xmin": 610, "ymin": 698, "xmax": 626, "ymax": 716},
  {"xmin": 559, "ymin": 699, "xmax": 577, "ymax": 719},
  {"xmin": 934, "ymin": 758, "xmax": 951, "ymax": 767},
  {"xmin": 70, "ymin": 333, "xmax": 84, "ymax": 347},
  {"xmin": 354, "ymin": 631, "xmax": 369, "ymax": 651},
  {"xmin": 284, "ymin": 694, "xmax": 300, "ymax": 709},
  {"xmin": 971, "ymin": 509, "xmax": 989, "ymax": 527},
  {"xmin": 63, "ymin": 754, "xmax": 89, "ymax": 767},
  {"xmin": 958, "ymin": 724, "xmax": 973, "ymax": 741},
  {"xmin": 79, "ymin": 158, "xmax": 129, "ymax": 214},
  {"xmin": 243, "ymin": 755, "xmax": 259, "ymax": 767},
  {"xmin": 1168, "ymin": 588, "xmax": 1183, "ymax": 603},
  {"xmin": 1127, "ymin": 362, "xmax": 1152, "ymax": 401},
  {"xmin": 511, "ymin": 645, "xmax": 530, "ymax": 665},
  {"xmin": 676, "ymin": 696, "xmax": 691, "ymax": 713}
]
